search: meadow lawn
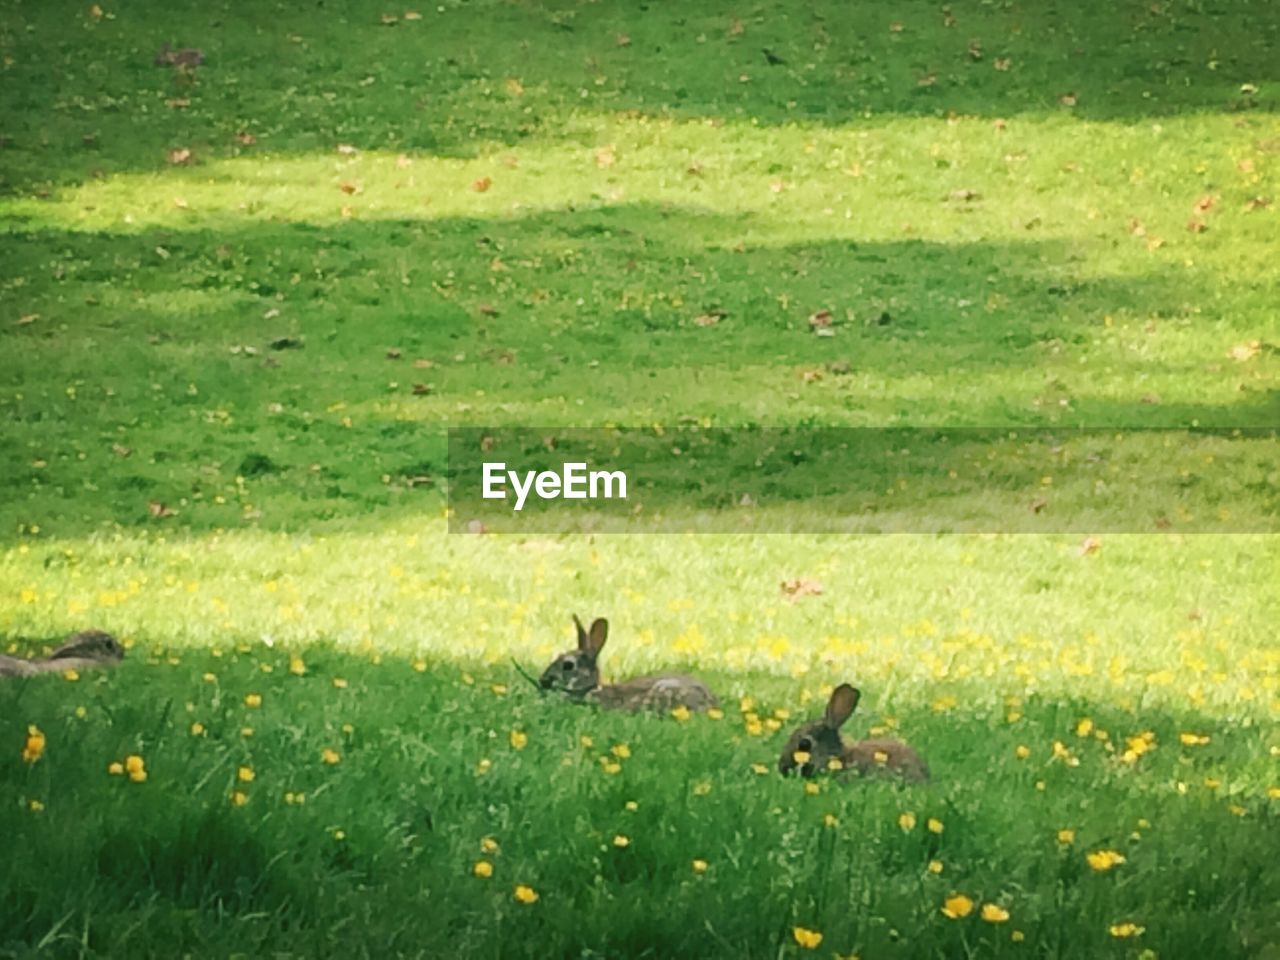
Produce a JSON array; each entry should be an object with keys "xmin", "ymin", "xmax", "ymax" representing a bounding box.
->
[{"xmin": 1, "ymin": 0, "xmax": 1279, "ymax": 957}]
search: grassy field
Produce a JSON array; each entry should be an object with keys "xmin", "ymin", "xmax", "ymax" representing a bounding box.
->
[{"xmin": 2, "ymin": 0, "xmax": 1279, "ymax": 957}]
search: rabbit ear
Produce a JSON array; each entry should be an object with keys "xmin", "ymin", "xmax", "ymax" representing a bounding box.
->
[
  {"xmin": 585, "ymin": 618, "xmax": 609, "ymax": 658},
  {"xmin": 573, "ymin": 614, "xmax": 590, "ymax": 652},
  {"xmin": 824, "ymin": 684, "xmax": 860, "ymax": 729}
]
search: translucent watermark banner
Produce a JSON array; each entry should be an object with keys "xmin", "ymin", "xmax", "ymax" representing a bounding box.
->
[{"xmin": 446, "ymin": 427, "xmax": 1278, "ymax": 534}]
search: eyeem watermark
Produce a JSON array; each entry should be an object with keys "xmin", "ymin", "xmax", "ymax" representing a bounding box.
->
[
  {"xmin": 448, "ymin": 426, "xmax": 1278, "ymax": 534},
  {"xmin": 482, "ymin": 462, "xmax": 628, "ymax": 511}
]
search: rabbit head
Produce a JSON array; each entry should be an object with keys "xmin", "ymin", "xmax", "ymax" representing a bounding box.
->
[
  {"xmin": 49, "ymin": 629, "xmax": 124, "ymax": 664},
  {"xmin": 778, "ymin": 683, "xmax": 860, "ymax": 776},
  {"xmin": 539, "ymin": 615, "xmax": 606, "ymax": 698}
]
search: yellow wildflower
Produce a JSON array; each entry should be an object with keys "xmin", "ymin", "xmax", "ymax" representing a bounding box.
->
[
  {"xmin": 481, "ymin": 837, "xmax": 499, "ymax": 854},
  {"xmin": 691, "ymin": 859, "xmax": 708, "ymax": 874},
  {"xmin": 332, "ymin": 677, "xmax": 348, "ymax": 689},
  {"xmin": 982, "ymin": 904, "xmax": 1010, "ymax": 923},
  {"xmin": 108, "ymin": 761, "xmax": 124, "ymax": 776},
  {"xmin": 473, "ymin": 860, "xmax": 493, "ymax": 878},
  {"xmin": 804, "ymin": 782, "xmax": 819, "ymax": 795},
  {"xmin": 321, "ymin": 747, "xmax": 341, "ymax": 765},
  {"xmin": 751, "ymin": 763, "xmax": 769, "ymax": 775},
  {"xmin": 1179, "ymin": 732, "xmax": 1210, "ymax": 746},
  {"xmin": 670, "ymin": 705, "xmax": 691, "ymax": 722},
  {"xmin": 244, "ymin": 693, "xmax": 262, "ymax": 708},
  {"xmin": 792, "ymin": 927, "xmax": 823, "ymax": 950},
  {"xmin": 611, "ymin": 743, "xmax": 631, "ymax": 759},
  {"xmin": 706, "ymin": 708, "xmax": 724, "ymax": 720},
  {"xmin": 230, "ymin": 791, "xmax": 249, "ymax": 807},
  {"xmin": 1057, "ymin": 829, "xmax": 1076, "ymax": 845},
  {"xmin": 509, "ymin": 730, "xmax": 528, "ymax": 750},
  {"xmin": 612, "ymin": 835, "xmax": 630, "ymax": 848},
  {"xmin": 927, "ymin": 817, "xmax": 944, "ymax": 834},
  {"xmin": 190, "ymin": 722, "xmax": 205, "ymax": 736},
  {"xmin": 941, "ymin": 894, "xmax": 974, "ymax": 919},
  {"xmin": 1086, "ymin": 850, "xmax": 1126, "ymax": 872},
  {"xmin": 1109, "ymin": 922, "xmax": 1144, "ymax": 938},
  {"xmin": 237, "ymin": 766, "xmax": 255, "ymax": 783},
  {"xmin": 928, "ymin": 860, "xmax": 944, "ymax": 874},
  {"xmin": 1015, "ymin": 745, "xmax": 1030, "ymax": 760},
  {"xmin": 513, "ymin": 884, "xmax": 539, "ymax": 904},
  {"xmin": 22, "ymin": 725, "xmax": 45, "ymax": 764},
  {"xmin": 898, "ymin": 812, "xmax": 917, "ymax": 831}
]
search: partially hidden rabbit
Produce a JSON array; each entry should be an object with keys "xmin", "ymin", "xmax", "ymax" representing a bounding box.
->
[
  {"xmin": 778, "ymin": 683, "xmax": 928, "ymax": 781},
  {"xmin": 0, "ymin": 629, "xmax": 125, "ymax": 678},
  {"xmin": 538, "ymin": 615, "xmax": 718, "ymax": 713}
]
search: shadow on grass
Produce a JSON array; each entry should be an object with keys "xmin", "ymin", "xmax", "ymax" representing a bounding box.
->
[
  {"xmin": 0, "ymin": 0, "xmax": 1276, "ymax": 194},
  {"xmin": 1, "ymin": 202, "xmax": 1275, "ymax": 540}
]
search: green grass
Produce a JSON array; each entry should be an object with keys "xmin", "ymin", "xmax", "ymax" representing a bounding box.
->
[{"xmin": 2, "ymin": 0, "xmax": 1279, "ymax": 956}]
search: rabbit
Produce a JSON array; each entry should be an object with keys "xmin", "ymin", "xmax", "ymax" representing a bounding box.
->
[
  {"xmin": 0, "ymin": 629, "xmax": 125, "ymax": 678},
  {"xmin": 778, "ymin": 683, "xmax": 929, "ymax": 782},
  {"xmin": 154, "ymin": 43, "xmax": 206, "ymax": 67},
  {"xmin": 538, "ymin": 615, "xmax": 719, "ymax": 713}
]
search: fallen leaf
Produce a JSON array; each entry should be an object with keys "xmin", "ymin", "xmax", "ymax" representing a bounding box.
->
[
  {"xmin": 16, "ymin": 313, "xmax": 38, "ymax": 325},
  {"xmin": 693, "ymin": 310, "xmax": 726, "ymax": 327},
  {"xmin": 380, "ymin": 13, "xmax": 398, "ymax": 24},
  {"xmin": 616, "ymin": 32, "xmax": 631, "ymax": 46},
  {"xmin": 1078, "ymin": 536, "xmax": 1102, "ymax": 556},
  {"xmin": 166, "ymin": 98, "xmax": 190, "ymax": 109},
  {"xmin": 147, "ymin": 501, "xmax": 177, "ymax": 518},
  {"xmin": 781, "ymin": 577, "xmax": 824, "ymax": 600},
  {"xmin": 339, "ymin": 181, "xmax": 360, "ymax": 195},
  {"xmin": 889, "ymin": 21, "xmax": 904, "ymax": 33},
  {"xmin": 167, "ymin": 147, "xmax": 192, "ymax": 165},
  {"xmin": 1244, "ymin": 196, "xmax": 1270, "ymax": 211},
  {"xmin": 478, "ymin": 303, "xmax": 498, "ymax": 317},
  {"xmin": 404, "ymin": 10, "xmax": 422, "ymax": 20},
  {"xmin": 994, "ymin": 57, "xmax": 1011, "ymax": 71},
  {"xmin": 808, "ymin": 309, "xmax": 834, "ymax": 329},
  {"xmin": 1193, "ymin": 194, "xmax": 1217, "ymax": 213},
  {"xmin": 472, "ymin": 176, "xmax": 492, "ymax": 192},
  {"xmin": 967, "ymin": 39, "xmax": 983, "ymax": 60},
  {"xmin": 112, "ymin": 444, "xmax": 132, "ymax": 458},
  {"xmin": 1030, "ymin": 497, "xmax": 1048, "ymax": 514},
  {"xmin": 413, "ymin": 358, "xmax": 434, "ymax": 369},
  {"xmin": 411, "ymin": 383, "xmax": 433, "ymax": 395},
  {"xmin": 1186, "ymin": 217, "xmax": 1207, "ymax": 233},
  {"xmin": 595, "ymin": 145, "xmax": 617, "ymax": 168},
  {"xmin": 1229, "ymin": 340, "xmax": 1261, "ymax": 362},
  {"xmin": 504, "ymin": 77, "xmax": 524, "ymax": 96}
]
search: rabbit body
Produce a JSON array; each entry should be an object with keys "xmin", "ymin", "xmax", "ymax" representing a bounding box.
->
[
  {"xmin": 0, "ymin": 630, "xmax": 124, "ymax": 678},
  {"xmin": 539, "ymin": 616, "xmax": 719, "ymax": 713},
  {"xmin": 154, "ymin": 44, "xmax": 205, "ymax": 67},
  {"xmin": 779, "ymin": 684, "xmax": 928, "ymax": 782}
]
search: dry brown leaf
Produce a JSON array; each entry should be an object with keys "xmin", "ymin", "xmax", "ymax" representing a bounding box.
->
[
  {"xmin": 1077, "ymin": 536, "xmax": 1102, "ymax": 556},
  {"xmin": 1186, "ymin": 217, "xmax": 1207, "ymax": 233},
  {"xmin": 411, "ymin": 383, "xmax": 434, "ymax": 395},
  {"xmin": 504, "ymin": 77, "xmax": 524, "ymax": 96},
  {"xmin": 781, "ymin": 577, "xmax": 824, "ymax": 600},
  {"xmin": 994, "ymin": 57, "xmax": 1011, "ymax": 71},
  {"xmin": 1193, "ymin": 194, "xmax": 1217, "ymax": 213},
  {"xmin": 147, "ymin": 501, "xmax": 177, "ymax": 518},
  {"xmin": 338, "ymin": 181, "xmax": 360, "ymax": 195},
  {"xmin": 404, "ymin": 10, "xmax": 422, "ymax": 20},
  {"xmin": 808, "ymin": 309, "xmax": 834, "ymax": 329},
  {"xmin": 693, "ymin": 311, "xmax": 725, "ymax": 327},
  {"xmin": 616, "ymin": 32, "xmax": 631, "ymax": 46},
  {"xmin": 472, "ymin": 176, "xmax": 492, "ymax": 193},
  {"xmin": 595, "ymin": 145, "xmax": 617, "ymax": 168},
  {"xmin": 1229, "ymin": 340, "xmax": 1262, "ymax": 362}
]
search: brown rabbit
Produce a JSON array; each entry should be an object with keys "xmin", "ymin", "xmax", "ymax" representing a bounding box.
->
[
  {"xmin": 538, "ymin": 615, "xmax": 718, "ymax": 713},
  {"xmin": 778, "ymin": 683, "xmax": 928, "ymax": 782},
  {"xmin": 154, "ymin": 43, "xmax": 206, "ymax": 67},
  {"xmin": 0, "ymin": 629, "xmax": 125, "ymax": 678}
]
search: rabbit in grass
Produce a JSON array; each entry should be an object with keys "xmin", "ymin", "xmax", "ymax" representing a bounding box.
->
[
  {"xmin": 778, "ymin": 683, "xmax": 929, "ymax": 782},
  {"xmin": 538, "ymin": 615, "xmax": 719, "ymax": 713},
  {"xmin": 0, "ymin": 630, "xmax": 125, "ymax": 678}
]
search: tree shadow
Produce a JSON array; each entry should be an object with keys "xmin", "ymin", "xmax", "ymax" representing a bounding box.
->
[
  {"xmin": 1, "ymin": 201, "xmax": 1274, "ymax": 540},
  {"xmin": 1, "ymin": 0, "xmax": 1275, "ymax": 194}
]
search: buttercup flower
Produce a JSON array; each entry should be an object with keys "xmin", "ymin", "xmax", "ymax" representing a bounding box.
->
[
  {"xmin": 691, "ymin": 859, "xmax": 708, "ymax": 874},
  {"xmin": 611, "ymin": 743, "xmax": 631, "ymax": 759},
  {"xmin": 230, "ymin": 791, "xmax": 249, "ymax": 806},
  {"xmin": 927, "ymin": 817, "xmax": 944, "ymax": 834},
  {"xmin": 1109, "ymin": 922, "xmax": 1144, "ymax": 938},
  {"xmin": 982, "ymin": 904, "xmax": 1010, "ymax": 923},
  {"xmin": 473, "ymin": 860, "xmax": 493, "ymax": 878},
  {"xmin": 244, "ymin": 693, "xmax": 262, "ymax": 708},
  {"xmin": 1057, "ymin": 829, "xmax": 1076, "ymax": 844},
  {"xmin": 671, "ymin": 705, "xmax": 691, "ymax": 722},
  {"xmin": 321, "ymin": 748, "xmax": 342, "ymax": 765},
  {"xmin": 942, "ymin": 894, "xmax": 975, "ymax": 919},
  {"xmin": 509, "ymin": 730, "xmax": 528, "ymax": 750},
  {"xmin": 238, "ymin": 766, "xmax": 255, "ymax": 783},
  {"xmin": 792, "ymin": 927, "xmax": 823, "ymax": 950},
  {"xmin": 612, "ymin": 835, "xmax": 630, "ymax": 848},
  {"xmin": 928, "ymin": 860, "xmax": 944, "ymax": 874},
  {"xmin": 513, "ymin": 884, "xmax": 539, "ymax": 904},
  {"xmin": 898, "ymin": 812, "xmax": 917, "ymax": 831},
  {"xmin": 22, "ymin": 725, "xmax": 45, "ymax": 764},
  {"xmin": 481, "ymin": 837, "xmax": 499, "ymax": 854},
  {"xmin": 108, "ymin": 761, "xmax": 124, "ymax": 776},
  {"xmin": 1086, "ymin": 850, "xmax": 1126, "ymax": 872}
]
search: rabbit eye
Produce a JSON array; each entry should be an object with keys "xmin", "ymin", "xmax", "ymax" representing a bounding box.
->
[
  {"xmin": 562, "ymin": 659, "xmax": 575, "ymax": 671},
  {"xmin": 798, "ymin": 737, "xmax": 813, "ymax": 752}
]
